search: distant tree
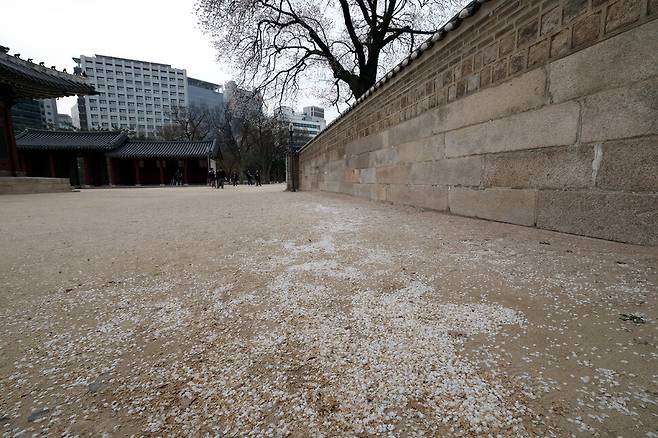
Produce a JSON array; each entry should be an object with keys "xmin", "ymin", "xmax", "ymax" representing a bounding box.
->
[
  {"xmin": 196, "ymin": 0, "xmax": 465, "ymax": 104},
  {"xmin": 158, "ymin": 104, "xmax": 219, "ymax": 141}
]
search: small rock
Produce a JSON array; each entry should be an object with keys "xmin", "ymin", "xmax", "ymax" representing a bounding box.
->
[
  {"xmin": 88, "ymin": 382, "xmax": 101, "ymax": 393},
  {"xmin": 619, "ymin": 313, "xmax": 646, "ymax": 324},
  {"xmin": 27, "ymin": 408, "xmax": 49, "ymax": 422}
]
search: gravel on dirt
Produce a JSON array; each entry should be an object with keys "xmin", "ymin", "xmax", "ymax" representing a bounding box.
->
[{"xmin": 0, "ymin": 185, "xmax": 656, "ymax": 436}]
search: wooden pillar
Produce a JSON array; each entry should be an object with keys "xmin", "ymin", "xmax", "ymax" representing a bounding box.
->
[
  {"xmin": 159, "ymin": 160, "xmax": 165, "ymax": 186},
  {"xmin": 49, "ymin": 153, "xmax": 56, "ymax": 177},
  {"xmin": 134, "ymin": 160, "xmax": 141, "ymax": 186},
  {"xmin": 108, "ymin": 158, "xmax": 116, "ymax": 186},
  {"xmin": 0, "ymin": 98, "xmax": 20, "ymax": 177},
  {"xmin": 82, "ymin": 156, "xmax": 91, "ymax": 185},
  {"xmin": 183, "ymin": 159, "xmax": 188, "ymax": 185}
]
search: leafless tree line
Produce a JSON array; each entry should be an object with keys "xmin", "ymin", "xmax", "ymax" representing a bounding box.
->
[{"xmin": 158, "ymin": 94, "xmax": 290, "ymax": 183}]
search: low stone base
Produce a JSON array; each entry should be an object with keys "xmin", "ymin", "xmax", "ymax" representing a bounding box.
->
[{"xmin": 0, "ymin": 177, "xmax": 72, "ymax": 195}]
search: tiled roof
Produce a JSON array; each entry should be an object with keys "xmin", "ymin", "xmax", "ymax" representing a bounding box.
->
[
  {"xmin": 107, "ymin": 139, "xmax": 218, "ymax": 159},
  {"xmin": 298, "ymin": 0, "xmax": 487, "ymax": 154},
  {"xmin": 0, "ymin": 49, "xmax": 97, "ymax": 99},
  {"xmin": 16, "ymin": 129, "xmax": 128, "ymax": 151}
]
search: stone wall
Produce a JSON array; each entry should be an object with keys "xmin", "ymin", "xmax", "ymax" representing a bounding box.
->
[{"xmin": 298, "ymin": 0, "xmax": 658, "ymax": 246}]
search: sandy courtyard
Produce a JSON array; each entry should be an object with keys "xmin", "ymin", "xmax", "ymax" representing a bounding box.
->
[{"xmin": 0, "ymin": 185, "xmax": 656, "ymax": 436}]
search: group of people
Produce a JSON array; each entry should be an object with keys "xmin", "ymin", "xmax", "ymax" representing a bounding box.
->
[
  {"xmin": 170, "ymin": 169, "xmax": 183, "ymax": 186},
  {"xmin": 207, "ymin": 168, "xmax": 262, "ymax": 188}
]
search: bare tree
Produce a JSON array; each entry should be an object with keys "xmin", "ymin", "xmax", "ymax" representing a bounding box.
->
[
  {"xmin": 196, "ymin": 0, "xmax": 466, "ymax": 105},
  {"xmin": 159, "ymin": 104, "xmax": 218, "ymax": 141}
]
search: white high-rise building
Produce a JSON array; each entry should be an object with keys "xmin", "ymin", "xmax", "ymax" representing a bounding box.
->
[
  {"xmin": 39, "ymin": 98, "xmax": 58, "ymax": 128},
  {"xmin": 73, "ymin": 54, "xmax": 188, "ymax": 137},
  {"xmin": 275, "ymin": 105, "xmax": 326, "ymax": 150}
]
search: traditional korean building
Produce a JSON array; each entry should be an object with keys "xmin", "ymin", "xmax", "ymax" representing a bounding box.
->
[
  {"xmin": 0, "ymin": 46, "xmax": 96, "ymax": 177},
  {"xmin": 15, "ymin": 129, "xmax": 219, "ymax": 186},
  {"xmin": 16, "ymin": 130, "xmax": 127, "ymax": 186},
  {"xmin": 106, "ymin": 139, "xmax": 218, "ymax": 186}
]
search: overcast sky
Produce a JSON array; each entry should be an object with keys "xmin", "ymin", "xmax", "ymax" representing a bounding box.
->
[{"xmin": 2, "ymin": 0, "xmax": 340, "ymax": 121}]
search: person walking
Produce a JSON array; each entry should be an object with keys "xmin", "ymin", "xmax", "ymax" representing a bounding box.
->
[
  {"xmin": 232, "ymin": 171, "xmax": 239, "ymax": 187},
  {"xmin": 254, "ymin": 170, "xmax": 262, "ymax": 186},
  {"xmin": 208, "ymin": 168, "xmax": 215, "ymax": 187},
  {"xmin": 215, "ymin": 167, "xmax": 226, "ymax": 189},
  {"xmin": 175, "ymin": 168, "xmax": 183, "ymax": 186},
  {"xmin": 246, "ymin": 170, "xmax": 253, "ymax": 186}
]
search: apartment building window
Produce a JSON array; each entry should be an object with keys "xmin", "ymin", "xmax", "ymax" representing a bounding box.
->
[{"xmin": 109, "ymin": 100, "xmax": 116, "ymax": 105}]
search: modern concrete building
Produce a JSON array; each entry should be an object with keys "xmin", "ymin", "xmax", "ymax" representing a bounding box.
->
[
  {"xmin": 73, "ymin": 54, "xmax": 189, "ymax": 137},
  {"xmin": 187, "ymin": 77, "xmax": 223, "ymax": 110},
  {"xmin": 11, "ymin": 99, "xmax": 43, "ymax": 133},
  {"xmin": 57, "ymin": 114, "xmax": 73, "ymax": 130},
  {"xmin": 39, "ymin": 98, "xmax": 58, "ymax": 128},
  {"xmin": 275, "ymin": 105, "xmax": 326, "ymax": 150}
]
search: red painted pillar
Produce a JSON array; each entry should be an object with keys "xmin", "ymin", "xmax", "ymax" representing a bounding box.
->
[
  {"xmin": 83, "ymin": 156, "xmax": 91, "ymax": 185},
  {"xmin": 1, "ymin": 99, "xmax": 20, "ymax": 177},
  {"xmin": 108, "ymin": 158, "xmax": 116, "ymax": 186},
  {"xmin": 183, "ymin": 159, "xmax": 188, "ymax": 185},
  {"xmin": 49, "ymin": 153, "xmax": 56, "ymax": 177},
  {"xmin": 134, "ymin": 160, "xmax": 141, "ymax": 186},
  {"xmin": 159, "ymin": 160, "xmax": 165, "ymax": 186}
]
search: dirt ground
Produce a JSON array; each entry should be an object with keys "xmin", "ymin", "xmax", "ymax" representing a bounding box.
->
[{"xmin": 0, "ymin": 185, "xmax": 656, "ymax": 437}]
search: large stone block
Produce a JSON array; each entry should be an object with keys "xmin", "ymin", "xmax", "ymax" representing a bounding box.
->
[
  {"xmin": 359, "ymin": 168, "xmax": 377, "ymax": 184},
  {"xmin": 387, "ymin": 184, "xmax": 448, "ymax": 211},
  {"xmin": 483, "ymin": 145, "xmax": 594, "ymax": 189},
  {"xmin": 348, "ymin": 153, "xmax": 370, "ymax": 169},
  {"xmin": 395, "ymin": 134, "xmax": 445, "ymax": 163},
  {"xmin": 596, "ymin": 136, "xmax": 658, "ymax": 192},
  {"xmin": 376, "ymin": 164, "xmax": 410, "ymax": 184},
  {"xmin": 388, "ymin": 111, "xmax": 436, "ymax": 145},
  {"xmin": 346, "ymin": 131, "xmax": 388, "ymax": 156},
  {"xmin": 445, "ymin": 102, "xmax": 580, "ymax": 157},
  {"xmin": 448, "ymin": 187, "xmax": 537, "ymax": 226},
  {"xmin": 536, "ymin": 190, "xmax": 658, "ymax": 245},
  {"xmin": 581, "ymin": 77, "xmax": 658, "ymax": 143},
  {"xmin": 351, "ymin": 183, "xmax": 373, "ymax": 199},
  {"xmin": 432, "ymin": 68, "xmax": 547, "ymax": 134},
  {"xmin": 548, "ymin": 19, "xmax": 658, "ymax": 103},
  {"xmin": 369, "ymin": 147, "xmax": 399, "ymax": 168},
  {"xmin": 408, "ymin": 156, "xmax": 482, "ymax": 186}
]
